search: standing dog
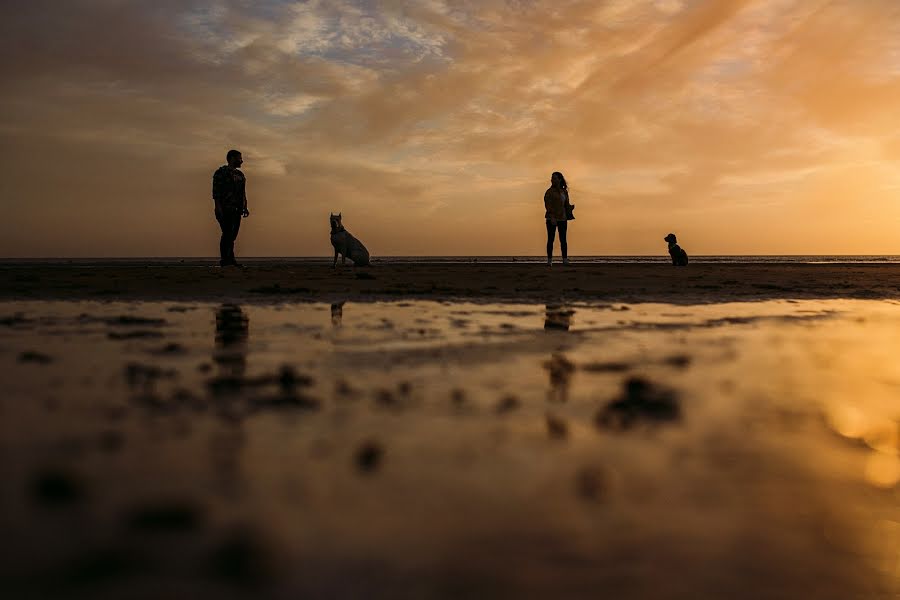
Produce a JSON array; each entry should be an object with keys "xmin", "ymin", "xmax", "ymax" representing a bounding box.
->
[
  {"xmin": 330, "ymin": 213, "xmax": 370, "ymax": 267},
  {"xmin": 664, "ymin": 233, "xmax": 689, "ymax": 266}
]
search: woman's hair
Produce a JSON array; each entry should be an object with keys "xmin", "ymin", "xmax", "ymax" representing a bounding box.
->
[{"xmin": 552, "ymin": 171, "xmax": 567, "ymax": 191}]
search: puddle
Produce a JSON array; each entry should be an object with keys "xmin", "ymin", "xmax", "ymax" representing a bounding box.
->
[{"xmin": 0, "ymin": 299, "xmax": 897, "ymax": 597}]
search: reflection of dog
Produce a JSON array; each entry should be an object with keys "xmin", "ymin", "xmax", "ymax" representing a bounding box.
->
[
  {"xmin": 664, "ymin": 233, "xmax": 689, "ymax": 266},
  {"xmin": 330, "ymin": 213, "xmax": 370, "ymax": 267},
  {"xmin": 331, "ymin": 302, "xmax": 344, "ymax": 327}
]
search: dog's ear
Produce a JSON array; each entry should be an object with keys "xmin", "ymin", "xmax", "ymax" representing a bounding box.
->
[{"xmin": 338, "ymin": 212, "xmax": 342, "ymax": 217}]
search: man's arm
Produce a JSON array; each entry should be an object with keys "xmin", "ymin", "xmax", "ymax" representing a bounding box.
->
[
  {"xmin": 212, "ymin": 169, "xmax": 226, "ymax": 214},
  {"xmin": 241, "ymin": 176, "xmax": 249, "ymax": 217}
]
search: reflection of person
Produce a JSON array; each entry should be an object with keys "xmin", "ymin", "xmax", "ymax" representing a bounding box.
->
[
  {"xmin": 545, "ymin": 352, "xmax": 575, "ymax": 403},
  {"xmin": 212, "ymin": 150, "xmax": 250, "ymax": 267},
  {"xmin": 544, "ymin": 171, "xmax": 572, "ymax": 266},
  {"xmin": 214, "ymin": 304, "xmax": 249, "ymax": 377},
  {"xmin": 544, "ymin": 304, "xmax": 574, "ymax": 331}
]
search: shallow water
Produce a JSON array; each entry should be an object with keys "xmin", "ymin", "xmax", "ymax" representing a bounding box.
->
[{"xmin": 0, "ymin": 299, "xmax": 898, "ymax": 598}]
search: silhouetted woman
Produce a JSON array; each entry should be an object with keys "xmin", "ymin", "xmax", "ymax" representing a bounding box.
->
[{"xmin": 544, "ymin": 171, "xmax": 571, "ymax": 266}]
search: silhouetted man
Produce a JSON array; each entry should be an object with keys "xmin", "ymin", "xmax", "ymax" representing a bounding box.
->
[{"xmin": 212, "ymin": 149, "xmax": 250, "ymax": 267}]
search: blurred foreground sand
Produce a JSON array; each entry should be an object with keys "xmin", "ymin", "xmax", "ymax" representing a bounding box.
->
[{"xmin": 0, "ymin": 298, "xmax": 897, "ymax": 598}]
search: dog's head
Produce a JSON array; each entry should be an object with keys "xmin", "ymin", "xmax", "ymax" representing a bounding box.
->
[
  {"xmin": 330, "ymin": 212, "xmax": 343, "ymax": 232},
  {"xmin": 664, "ymin": 233, "xmax": 677, "ymax": 244}
]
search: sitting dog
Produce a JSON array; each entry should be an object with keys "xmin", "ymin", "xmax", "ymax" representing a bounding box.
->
[
  {"xmin": 664, "ymin": 233, "xmax": 689, "ymax": 266},
  {"xmin": 330, "ymin": 213, "xmax": 370, "ymax": 267}
]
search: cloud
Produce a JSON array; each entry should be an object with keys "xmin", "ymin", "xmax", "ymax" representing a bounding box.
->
[{"xmin": 2, "ymin": 0, "xmax": 900, "ymax": 256}]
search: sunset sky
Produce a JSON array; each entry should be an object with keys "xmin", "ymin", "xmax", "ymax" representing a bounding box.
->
[{"xmin": 3, "ymin": 0, "xmax": 900, "ymax": 257}]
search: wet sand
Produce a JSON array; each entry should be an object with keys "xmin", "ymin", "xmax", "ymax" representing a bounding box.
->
[
  {"xmin": 0, "ymin": 298, "xmax": 898, "ymax": 598},
  {"xmin": 3, "ymin": 262, "xmax": 900, "ymax": 303}
]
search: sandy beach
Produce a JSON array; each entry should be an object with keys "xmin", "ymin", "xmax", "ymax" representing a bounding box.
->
[{"xmin": 2, "ymin": 262, "xmax": 900, "ymax": 303}]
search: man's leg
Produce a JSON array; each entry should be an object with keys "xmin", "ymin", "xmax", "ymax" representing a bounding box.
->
[
  {"xmin": 228, "ymin": 213, "xmax": 242, "ymax": 263},
  {"xmin": 558, "ymin": 222, "xmax": 568, "ymax": 263},
  {"xmin": 216, "ymin": 212, "xmax": 230, "ymax": 266}
]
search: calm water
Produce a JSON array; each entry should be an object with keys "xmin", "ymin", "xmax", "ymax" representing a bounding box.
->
[{"xmin": 0, "ymin": 299, "xmax": 898, "ymax": 598}]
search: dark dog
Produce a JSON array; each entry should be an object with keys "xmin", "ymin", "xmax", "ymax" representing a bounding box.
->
[
  {"xmin": 664, "ymin": 233, "xmax": 688, "ymax": 266},
  {"xmin": 330, "ymin": 213, "xmax": 370, "ymax": 268}
]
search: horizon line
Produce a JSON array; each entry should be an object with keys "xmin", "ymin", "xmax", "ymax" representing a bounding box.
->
[{"xmin": 4, "ymin": 254, "xmax": 900, "ymax": 260}]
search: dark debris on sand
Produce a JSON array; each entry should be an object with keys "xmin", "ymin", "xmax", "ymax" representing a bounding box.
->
[
  {"xmin": 375, "ymin": 385, "xmax": 415, "ymax": 409},
  {"xmin": 334, "ymin": 379, "xmax": 357, "ymax": 398},
  {"xmin": 581, "ymin": 361, "xmax": 631, "ymax": 373},
  {"xmin": 595, "ymin": 376, "xmax": 682, "ymax": 431},
  {"xmin": 249, "ymin": 392, "xmax": 320, "ymax": 412},
  {"xmin": 576, "ymin": 466, "xmax": 608, "ymax": 502},
  {"xmin": 54, "ymin": 547, "xmax": 143, "ymax": 589},
  {"xmin": 102, "ymin": 315, "xmax": 167, "ymax": 327},
  {"xmin": 355, "ymin": 441, "xmax": 383, "ymax": 473},
  {"xmin": 123, "ymin": 365, "xmax": 321, "ymax": 419},
  {"xmin": 125, "ymin": 501, "xmax": 203, "ymax": 533},
  {"xmin": 149, "ymin": 342, "xmax": 188, "ymax": 355},
  {"xmin": 108, "ymin": 330, "xmax": 165, "ymax": 340},
  {"xmin": 249, "ymin": 284, "xmax": 311, "ymax": 294},
  {"xmin": 124, "ymin": 362, "xmax": 178, "ymax": 387},
  {"xmin": 30, "ymin": 468, "xmax": 84, "ymax": 507},
  {"xmin": 18, "ymin": 350, "xmax": 53, "ymax": 364},
  {"xmin": 209, "ymin": 528, "xmax": 274, "ymax": 587},
  {"xmin": 663, "ymin": 354, "xmax": 692, "ymax": 369},
  {"xmin": 97, "ymin": 429, "xmax": 125, "ymax": 453},
  {"xmin": 0, "ymin": 313, "xmax": 32, "ymax": 327},
  {"xmin": 545, "ymin": 413, "xmax": 569, "ymax": 440},
  {"xmin": 495, "ymin": 395, "xmax": 520, "ymax": 414}
]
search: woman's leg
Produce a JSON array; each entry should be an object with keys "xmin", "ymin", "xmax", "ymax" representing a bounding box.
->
[
  {"xmin": 546, "ymin": 219, "xmax": 556, "ymax": 262},
  {"xmin": 558, "ymin": 221, "xmax": 568, "ymax": 262}
]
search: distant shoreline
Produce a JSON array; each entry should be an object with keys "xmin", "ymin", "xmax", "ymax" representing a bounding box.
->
[
  {"xmin": 2, "ymin": 263, "xmax": 900, "ymax": 304},
  {"xmin": 3, "ymin": 255, "xmax": 900, "ymax": 266}
]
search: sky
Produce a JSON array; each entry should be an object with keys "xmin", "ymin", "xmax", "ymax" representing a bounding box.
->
[{"xmin": 3, "ymin": 0, "xmax": 900, "ymax": 257}]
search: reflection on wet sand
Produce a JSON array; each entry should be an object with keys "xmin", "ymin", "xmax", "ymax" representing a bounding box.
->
[
  {"xmin": 330, "ymin": 301, "xmax": 344, "ymax": 328},
  {"xmin": 544, "ymin": 353, "xmax": 575, "ymax": 403},
  {"xmin": 543, "ymin": 303, "xmax": 574, "ymax": 331},
  {"xmin": 214, "ymin": 304, "xmax": 249, "ymax": 377},
  {"xmin": 0, "ymin": 299, "xmax": 898, "ymax": 598},
  {"xmin": 212, "ymin": 304, "xmax": 250, "ymax": 497}
]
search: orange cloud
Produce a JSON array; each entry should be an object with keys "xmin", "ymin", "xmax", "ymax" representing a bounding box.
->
[{"xmin": 2, "ymin": 0, "xmax": 900, "ymax": 256}]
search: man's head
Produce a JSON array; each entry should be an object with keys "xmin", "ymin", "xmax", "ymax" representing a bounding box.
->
[{"xmin": 226, "ymin": 149, "xmax": 243, "ymax": 168}]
